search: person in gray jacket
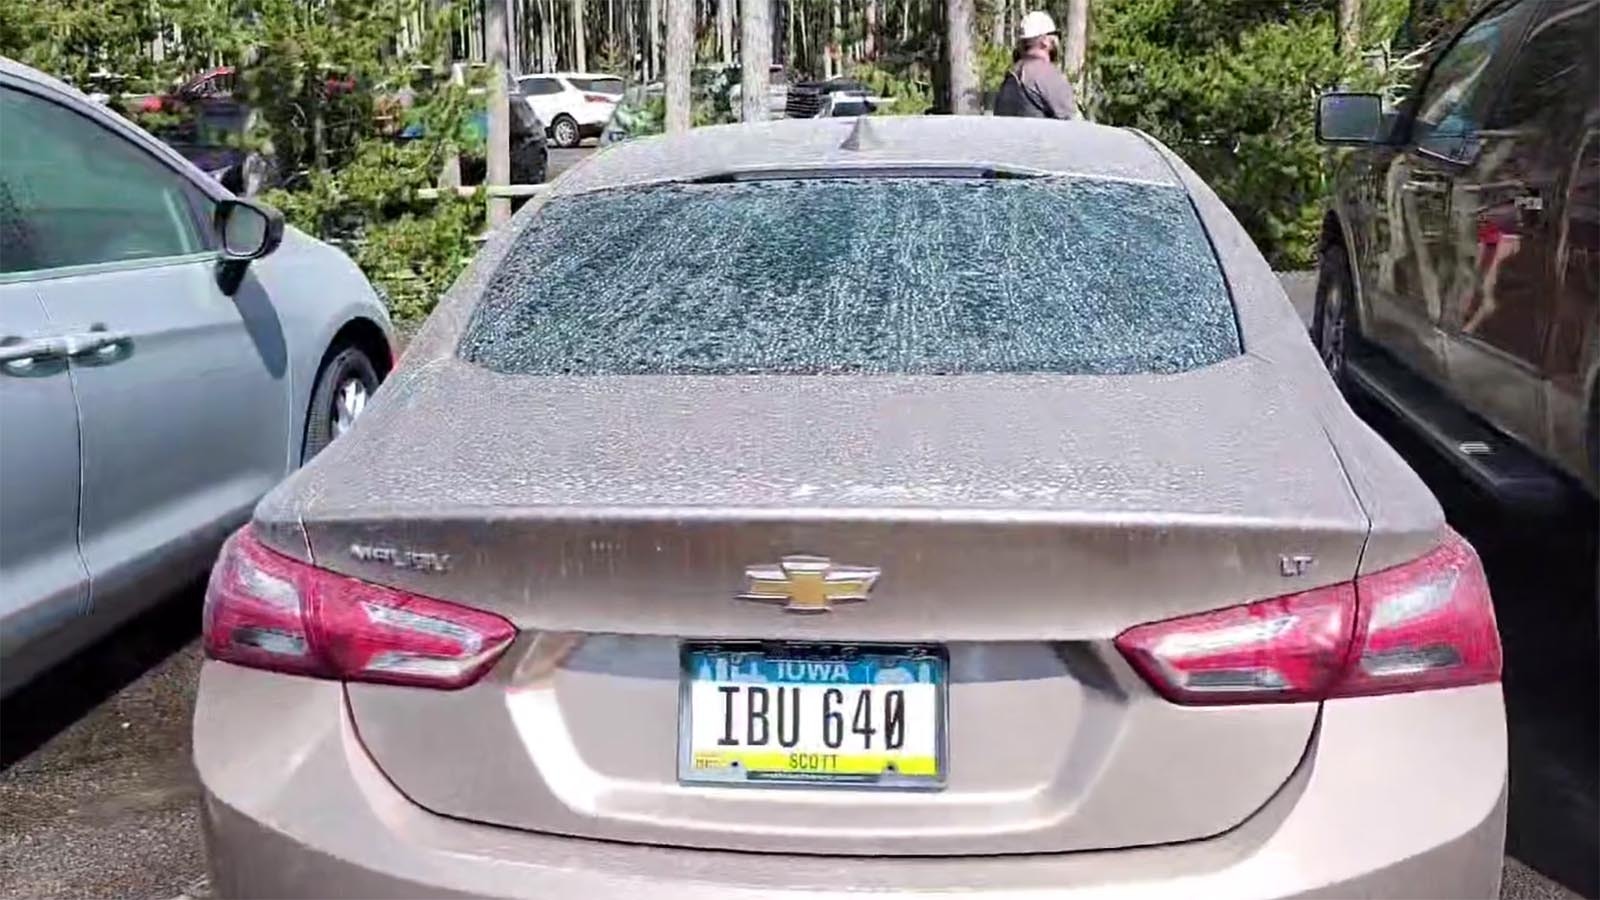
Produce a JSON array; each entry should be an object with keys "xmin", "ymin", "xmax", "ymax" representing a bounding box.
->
[{"xmin": 993, "ymin": 11, "xmax": 1080, "ymax": 119}]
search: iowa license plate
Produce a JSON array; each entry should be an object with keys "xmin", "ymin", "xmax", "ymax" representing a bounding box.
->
[{"xmin": 679, "ymin": 644, "xmax": 946, "ymax": 789}]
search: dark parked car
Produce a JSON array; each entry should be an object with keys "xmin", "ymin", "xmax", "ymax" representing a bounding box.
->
[
  {"xmin": 397, "ymin": 70, "xmax": 549, "ymax": 186},
  {"xmin": 1314, "ymin": 0, "xmax": 1599, "ymax": 503},
  {"xmin": 784, "ymin": 77, "xmax": 880, "ymax": 118},
  {"xmin": 127, "ymin": 68, "xmax": 275, "ymax": 195}
]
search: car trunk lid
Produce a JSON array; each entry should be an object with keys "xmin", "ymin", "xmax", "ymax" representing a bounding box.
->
[{"xmin": 263, "ymin": 355, "xmax": 1365, "ymax": 855}]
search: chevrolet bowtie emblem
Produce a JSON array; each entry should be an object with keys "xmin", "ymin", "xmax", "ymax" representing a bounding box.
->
[{"xmin": 738, "ymin": 555, "xmax": 880, "ymax": 613}]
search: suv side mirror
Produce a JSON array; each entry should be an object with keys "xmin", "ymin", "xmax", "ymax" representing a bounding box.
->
[
  {"xmin": 213, "ymin": 198, "xmax": 284, "ymax": 295},
  {"xmin": 1317, "ymin": 92, "xmax": 1384, "ymax": 145}
]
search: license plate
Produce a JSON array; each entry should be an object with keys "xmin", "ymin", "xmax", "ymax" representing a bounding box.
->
[{"xmin": 678, "ymin": 644, "xmax": 946, "ymax": 789}]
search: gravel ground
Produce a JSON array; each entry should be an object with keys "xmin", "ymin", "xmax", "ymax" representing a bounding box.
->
[
  {"xmin": 0, "ymin": 598, "xmax": 208, "ymax": 900},
  {"xmin": 0, "ymin": 272, "xmax": 1591, "ymax": 900}
]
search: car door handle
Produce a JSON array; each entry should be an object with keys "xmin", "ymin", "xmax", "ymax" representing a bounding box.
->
[
  {"xmin": 0, "ymin": 336, "xmax": 69, "ymax": 366},
  {"xmin": 59, "ymin": 329, "xmax": 130, "ymax": 358}
]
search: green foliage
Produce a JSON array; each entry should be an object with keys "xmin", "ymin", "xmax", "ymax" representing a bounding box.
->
[
  {"xmin": 260, "ymin": 68, "xmax": 487, "ymax": 325},
  {"xmin": 1090, "ymin": 0, "xmax": 1350, "ymax": 268},
  {"xmin": 356, "ymin": 196, "xmax": 485, "ymax": 325}
]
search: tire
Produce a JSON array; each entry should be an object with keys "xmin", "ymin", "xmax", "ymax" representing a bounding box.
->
[
  {"xmin": 1312, "ymin": 241, "xmax": 1357, "ymax": 389},
  {"xmin": 551, "ymin": 115, "xmax": 581, "ymax": 149},
  {"xmin": 302, "ymin": 345, "xmax": 379, "ymax": 463}
]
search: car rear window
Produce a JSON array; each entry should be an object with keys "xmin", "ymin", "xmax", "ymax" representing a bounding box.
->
[
  {"xmin": 581, "ymin": 77, "xmax": 624, "ymax": 95},
  {"xmin": 459, "ymin": 176, "xmax": 1240, "ymax": 375}
]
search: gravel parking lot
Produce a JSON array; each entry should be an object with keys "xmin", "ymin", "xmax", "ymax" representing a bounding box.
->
[{"xmin": 1, "ymin": 274, "xmax": 1592, "ymax": 900}]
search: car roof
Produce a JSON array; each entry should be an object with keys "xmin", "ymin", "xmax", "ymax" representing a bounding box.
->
[
  {"xmin": 1, "ymin": 55, "xmax": 78, "ymax": 93},
  {"xmin": 551, "ymin": 116, "xmax": 1179, "ymax": 197}
]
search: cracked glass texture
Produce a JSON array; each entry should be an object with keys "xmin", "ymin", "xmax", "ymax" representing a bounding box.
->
[{"xmin": 459, "ymin": 177, "xmax": 1240, "ymax": 375}]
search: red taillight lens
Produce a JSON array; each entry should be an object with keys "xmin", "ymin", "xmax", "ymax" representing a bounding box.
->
[
  {"xmin": 583, "ymin": 92, "xmax": 613, "ymax": 103},
  {"xmin": 1115, "ymin": 530, "xmax": 1500, "ymax": 705},
  {"xmin": 1332, "ymin": 533, "xmax": 1501, "ymax": 697},
  {"xmin": 204, "ymin": 528, "xmax": 515, "ymax": 689},
  {"xmin": 1115, "ymin": 583, "xmax": 1355, "ymax": 704}
]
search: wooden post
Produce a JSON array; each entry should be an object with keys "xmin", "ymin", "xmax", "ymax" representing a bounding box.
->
[
  {"xmin": 486, "ymin": 0, "xmax": 512, "ymax": 228},
  {"xmin": 741, "ymin": 0, "xmax": 772, "ymax": 121},
  {"xmin": 946, "ymin": 0, "xmax": 977, "ymax": 113},
  {"xmin": 1062, "ymin": 0, "xmax": 1088, "ymax": 101},
  {"xmin": 665, "ymin": 0, "xmax": 693, "ymax": 132}
]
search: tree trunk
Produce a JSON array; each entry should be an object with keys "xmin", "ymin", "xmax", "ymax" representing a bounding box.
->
[
  {"xmin": 572, "ymin": 0, "xmax": 587, "ymax": 69},
  {"xmin": 1062, "ymin": 0, "xmax": 1087, "ymax": 98},
  {"xmin": 542, "ymin": 0, "xmax": 556, "ymax": 70},
  {"xmin": 827, "ymin": 0, "xmax": 841, "ymax": 78},
  {"xmin": 946, "ymin": 0, "xmax": 977, "ymax": 113},
  {"xmin": 990, "ymin": 0, "xmax": 1004, "ymax": 46},
  {"xmin": 865, "ymin": 0, "xmax": 877, "ymax": 60},
  {"xmin": 312, "ymin": 103, "xmax": 327, "ymax": 170},
  {"xmin": 649, "ymin": 0, "xmax": 661, "ymax": 78},
  {"xmin": 665, "ymin": 0, "xmax": 693, "ymax": 132},
  {"xmin": 486, "ymin": 0, "xmax": 512, "ymax": 228},
  {"xmin": 798, "ymin": 4, "xmax": 808, "ymax": 75},
  {"xmin": 900, "ymin": 0, "xmax": 909, "ymax": 43},
  {"xmin": 718, "ymin": 0, "xmax": 734, "ymax": 63},
  {"xmin": 740, "ymin": 0, "xmax": 772, "ymax": 120},
  {"xmin": 787, "ymin": 0, "xmax": 796, "ymax": 71},
  {"xmin": 1338, "ymin": 0, "xmax": 1362, "ymax": 54}
]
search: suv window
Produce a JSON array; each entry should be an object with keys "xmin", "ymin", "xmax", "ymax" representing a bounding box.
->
[
  {"xmin": 570, "ymin": 76, "xmax": 625, "ymax": 96},
  {"xmin": 1411, "ymin": 0, "xmax": 1526, "ymax": 160},
  {"xmin": 520, "ymin": 77, "xmax": 564, "ymax": 96},
  {"xmin": 0, "ymin": 86, "xmax": 207, "ymax": 275},
  {"xmin": 1485, "ymin": 0, "xmax": 1599, "ymax": 130},
  {"xmin": 459, "ymin": 177, "xmax": 1240, "ymax": 376}
]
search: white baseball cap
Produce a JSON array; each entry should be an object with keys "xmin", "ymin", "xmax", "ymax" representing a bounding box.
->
[{"xmin": 1017, "ymin": 10, "xmax": 1057, "ymax": 40}]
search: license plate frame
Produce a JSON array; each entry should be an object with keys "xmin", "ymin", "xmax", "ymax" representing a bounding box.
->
[{"xmin": 677, "ymin": 642, "xmax": 948, "ymax": 791}]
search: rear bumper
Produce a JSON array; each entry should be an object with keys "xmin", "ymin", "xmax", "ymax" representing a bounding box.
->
[{"xmin": 196, "ymin": 662, "xmax": 1506, "ymax": 899}]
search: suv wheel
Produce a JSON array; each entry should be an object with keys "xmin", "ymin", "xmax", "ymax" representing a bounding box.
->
[
  {"xmin": 551, "ymin": 115, "xmax": 580, "ymax": 148},
  {"xmin": 1312, "ymin": 242, "xmax": 1356, "ymax": 387}
]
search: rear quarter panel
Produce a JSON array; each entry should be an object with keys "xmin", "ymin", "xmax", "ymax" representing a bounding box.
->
[
  {"xmin": 245, "ymin": 228, "xmax": 394, "ymax": 467},
  {"xmin": 1139, "ymin": 133, "xmax": 1449, "ymax": 573}
]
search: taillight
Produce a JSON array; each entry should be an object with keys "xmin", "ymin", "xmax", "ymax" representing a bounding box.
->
[
  {"xmin": 203, "ymin": 527, "xmax": 515, "ymax": 689},
  {"xmin": 583, "ymin": 92, "xmax": 613, "ymax": 103},
  {"xmin": 1331, "ymin": 533, "xmax": 1501, "ymax": 697},
  {"xmin": 1115, "ymin": 530, "xmax": 1500, "ymax": 705}
]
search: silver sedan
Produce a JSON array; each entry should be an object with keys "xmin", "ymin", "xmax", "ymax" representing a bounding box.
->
[{"xmin": 196, "ymin": 116, "xmax": 1506, "ymax": 898}]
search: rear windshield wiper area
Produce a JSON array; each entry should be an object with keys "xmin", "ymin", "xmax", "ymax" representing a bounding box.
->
[{"xmin": 690, "ymin": 165, "xmax": 1046, "ymax": 183}]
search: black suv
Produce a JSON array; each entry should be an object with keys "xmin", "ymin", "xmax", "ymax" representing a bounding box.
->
[{"xmin": 1314, "ymin": 0, "xmax": 1599, "ymax": 503}]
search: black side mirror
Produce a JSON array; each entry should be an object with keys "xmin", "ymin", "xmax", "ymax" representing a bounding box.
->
[
  {"xmin": 213, "ymin": 198, "xmax": 284, "ymax": 295},
  {"xmin": 1316, "ymin": 92, "xmax": 1384, "ymax": 146}
]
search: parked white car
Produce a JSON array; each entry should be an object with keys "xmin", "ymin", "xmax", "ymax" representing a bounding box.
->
[{"xmin": 515, "ymin": 72, "xmax": 623, "ymax": 147}]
